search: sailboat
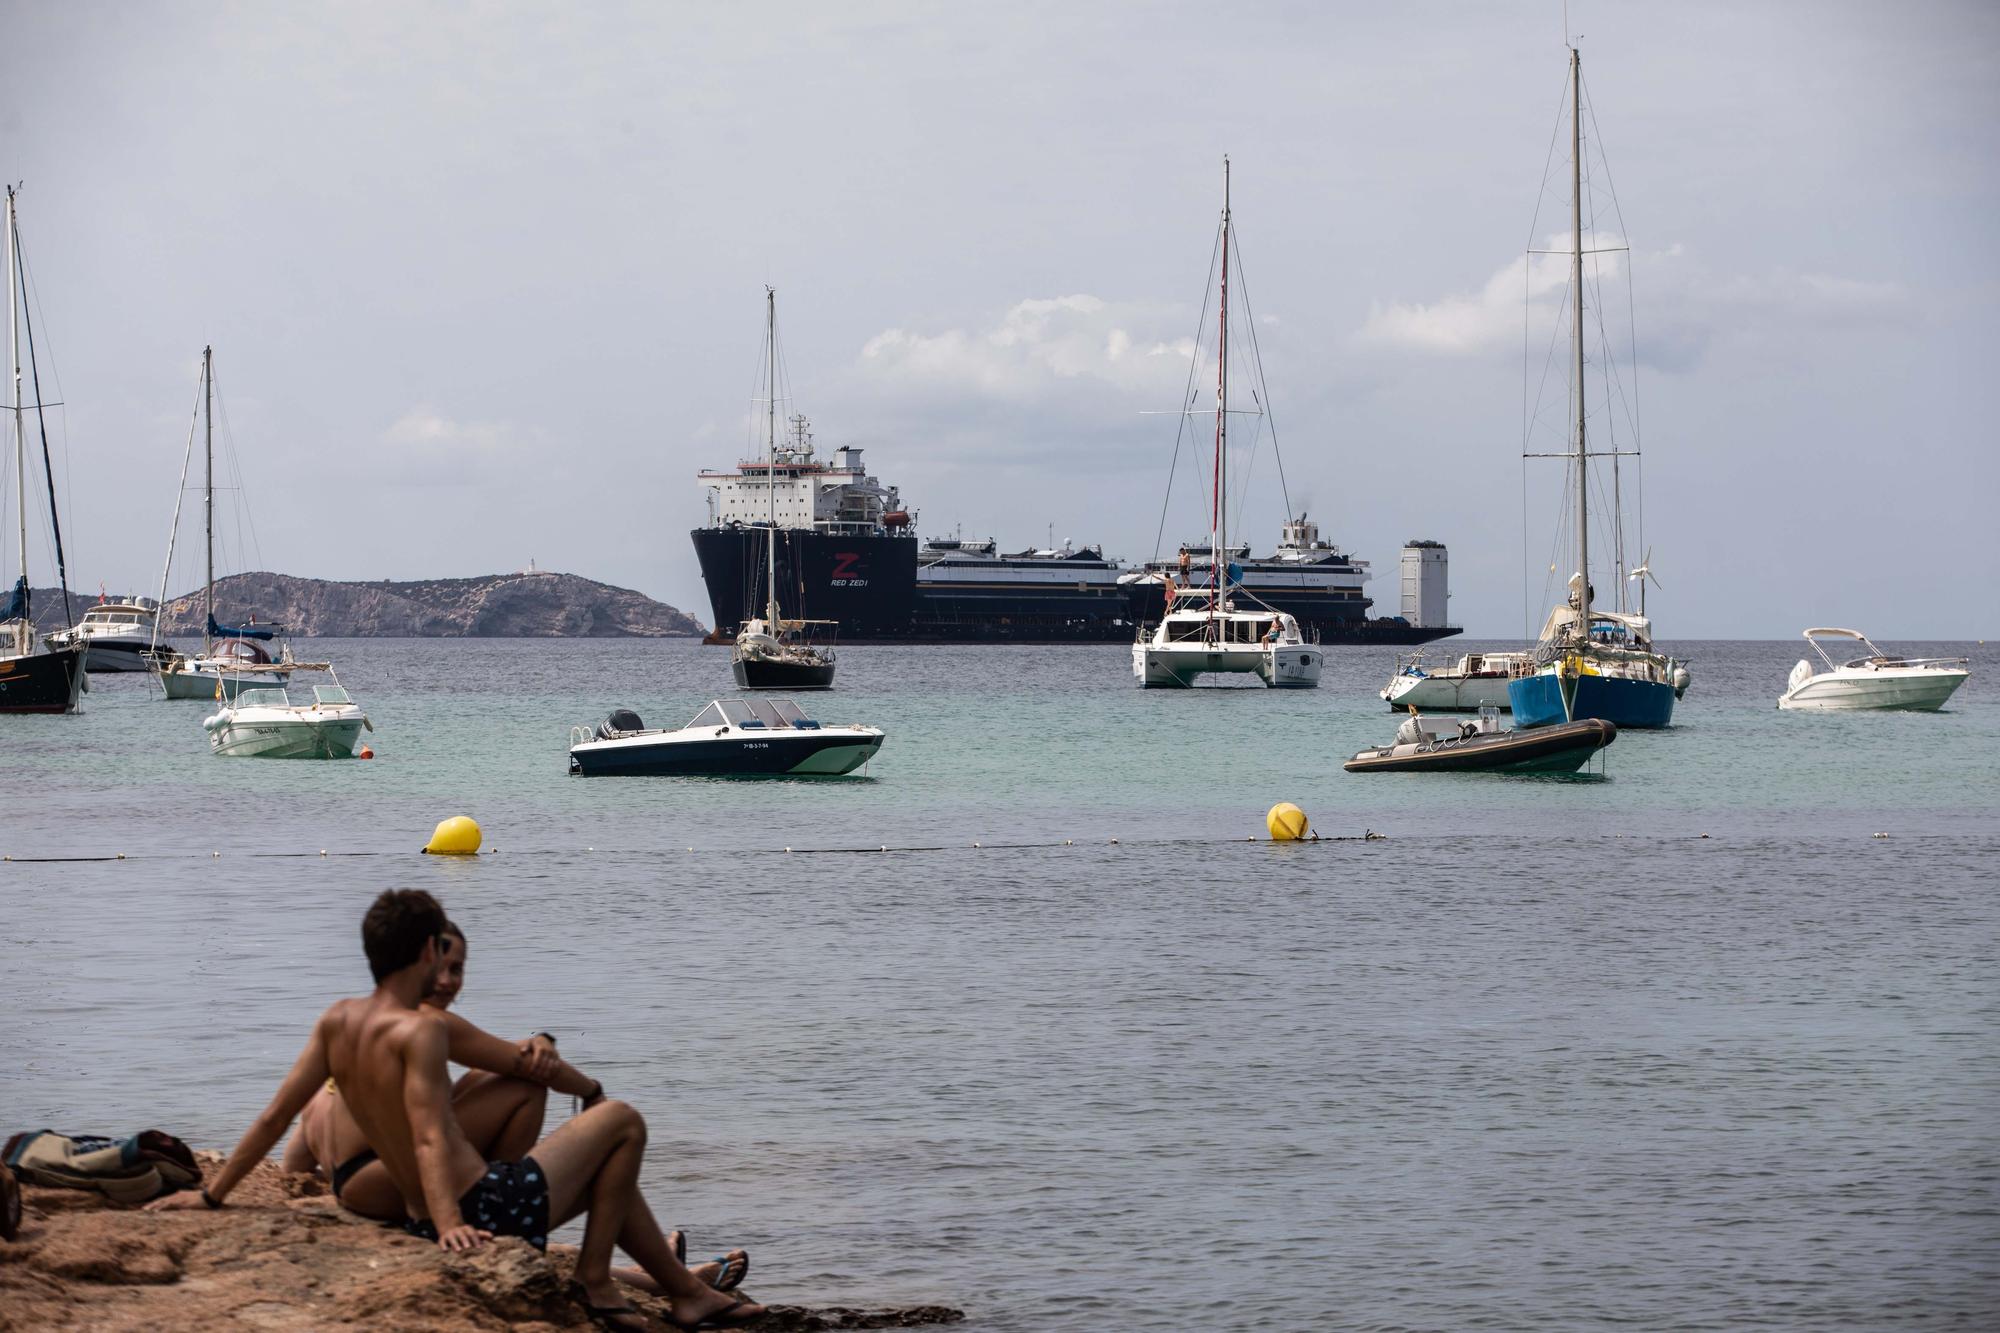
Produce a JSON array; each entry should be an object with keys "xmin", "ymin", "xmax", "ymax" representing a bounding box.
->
[
  {"xmin": 0, "ymin": 186, "xmax": 86, "ymax": 715},
  {"xmin": 731, "ymin": 287, "xmax": 836, "ymax": 690},
  {"xmin": 1133, "ymin": 160, "xmax": 1322, "ymax": 689},
  {"xmin": 151, "ymin": 346, "xmax": 325, "ymax": 700},
  {"xmin": 1507, "ymin": 48, "xmax": 1687, "ymax": 730}
]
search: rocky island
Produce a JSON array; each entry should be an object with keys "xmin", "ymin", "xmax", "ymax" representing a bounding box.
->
[{"xmin": 27, "ymin": 571, "xmax": 708, "ymax": 638}]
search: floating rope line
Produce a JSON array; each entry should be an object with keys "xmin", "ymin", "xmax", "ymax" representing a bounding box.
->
[{"xmin": 2, "ymin": 831, "xmax": 1391, "ymax": 865}]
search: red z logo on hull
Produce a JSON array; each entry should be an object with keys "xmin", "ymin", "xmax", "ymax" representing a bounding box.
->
[{"xmin": 830, "ymin": 552, "xmax": 867, "ymax": 588}]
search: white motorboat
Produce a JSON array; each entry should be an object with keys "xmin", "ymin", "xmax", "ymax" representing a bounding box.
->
[
  {"xmin": 1777, "ymin": 628, "xmax": 1970, "ymax": 711},
  {"xmin": 204, "ymin": 682, "xmax": 371, "ymax": 758},
  {"xmin": 1134, "ymin": 586, "xmax": 1321, "ymax": 688},
  {"xmin": 569, "ymin": 697, "xmax": 882, "ymax": 776},
  {"xmin": 45, "ymin": 601, "xmax": 169, "ymax": 672},
  {"xmin": 1131, "ymin": 158, "xmax": 1321, "ymax": 691},
  {"xmin": 1380, "ymin": 650, "xmax": 1528, "ymax": 712}
]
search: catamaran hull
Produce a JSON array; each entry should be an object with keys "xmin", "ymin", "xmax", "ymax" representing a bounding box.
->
[
  {"xmin": 1132, "ymin": 644, "xmax": 1323, "ymax": 689},
  {"xmin": 1778, "ymin": 670, "xmax": 1968, "ymax": 711},
  {"xmin": 1509, "ymin": 670, "xmax": 1675, "ymax": 729},
  {"xmin": 1345, "ymin": 718, "xmax": 1616, "ymax": 774},
  {"xmin": 0, "ymin": 646, "xmax": 86, "ymax": 714},
  {"xmin": 570, "ymin": 731, "xmax": 881, "ymax": 776},
  {"xmin": 732, "ymin": 655, "xmax": 836, "ymax": 690},
  {"xmin": 206, "ymin": 717, "xmax": 367, "ymax": 759},
  {"xmin": 1381, "ymin": 673, "xmax": 1514, "ymax": 712}
]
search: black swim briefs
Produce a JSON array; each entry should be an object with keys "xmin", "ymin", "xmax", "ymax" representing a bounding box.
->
[{"xmin": 403, "ymin": 1156, "xmax": 550, "ymax": 1250}]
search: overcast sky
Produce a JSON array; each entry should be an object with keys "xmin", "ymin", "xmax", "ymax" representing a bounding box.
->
[{"xmin": 3, "ymin": 1, "xmax": 1994, "ymax": 637}]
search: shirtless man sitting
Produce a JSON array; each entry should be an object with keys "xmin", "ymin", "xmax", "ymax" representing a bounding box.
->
[{"xmin": 152, "ymin": 889, "xmax": 761, "ymax": 1331}]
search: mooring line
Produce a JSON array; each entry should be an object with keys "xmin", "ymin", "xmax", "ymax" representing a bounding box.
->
[{"xmin": 2, "ymin": 831, "xmax": 1387, "ymax": 865}]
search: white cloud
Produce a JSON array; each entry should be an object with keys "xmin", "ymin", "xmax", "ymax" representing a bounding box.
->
[
  {"xmin": 1357, "ymin": 236, "xmax": 1911, "ymax": 368},
  {"xmin": 376, "ymin": 407, "xmax": 544, "ymax": 483},
  {"xmin": 858, "ymin": 294, "xmax": 1200, "ymax": 401},
  {"xmin": 1359, "ymin": 231, "xmax": 1625, "ymax": 355}
]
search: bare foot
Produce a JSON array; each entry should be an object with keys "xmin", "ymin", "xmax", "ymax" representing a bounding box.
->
[
  {"xmin": 573, "ymin": 1276, "xmax": 648, "ymax": 1331},
  {"xmin": 667, "ymin": 1286, "xmax": 766, "ymax": 1330}
]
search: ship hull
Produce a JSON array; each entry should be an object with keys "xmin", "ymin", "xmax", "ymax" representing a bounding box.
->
[
  {"xmin": 1509, "ymin": 669, "xmax": 1677, "ymax": 729},
  {"xmin": 0, "ymin": 646, "xmax": 86, "ymax": 714},
  {"xmin": 691, "ymin": 528, "xmax": 1460, "ymax": 645}
]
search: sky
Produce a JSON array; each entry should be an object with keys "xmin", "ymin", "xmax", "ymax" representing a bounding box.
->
[{"xmin": 2, "ymin": 0, "xmax": 1995, "ymax": 638}]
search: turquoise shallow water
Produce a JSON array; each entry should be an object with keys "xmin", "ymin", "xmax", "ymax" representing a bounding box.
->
[{"xmin": 4, "ymin": 639, "xmax": 1997, "ymax": 1328}]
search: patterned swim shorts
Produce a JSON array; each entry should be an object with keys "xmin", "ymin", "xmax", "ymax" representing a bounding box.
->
[{"xmin": 404, "ymin": 1156, "xmax": 550, "ymax": 1250}]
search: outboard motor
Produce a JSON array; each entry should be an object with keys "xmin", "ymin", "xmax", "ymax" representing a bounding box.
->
[{"xmin": 597, "ymin": 708, "xmax": 645, "ymax": 739}]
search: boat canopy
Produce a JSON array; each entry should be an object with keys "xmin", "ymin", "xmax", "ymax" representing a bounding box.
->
[
  {"xmin": 209, "ymin": 614, "xmax": 276, "ymax": 641},
  {"xmin": 1, "ymin": 575, "xmax": 25, "ymax": 623},
  {"xmin": 1802, "ymin": 628, "xmax": 1869, "ymax": 641},
  {"xmin": 1536, "ymin": 604, "xmax": 1653, "ymax": 647}
]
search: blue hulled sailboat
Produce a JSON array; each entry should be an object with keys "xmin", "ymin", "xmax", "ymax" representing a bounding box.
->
[{"xmin": 1508, "ymin": 46, "xmax": 1686, "ymax": 730}]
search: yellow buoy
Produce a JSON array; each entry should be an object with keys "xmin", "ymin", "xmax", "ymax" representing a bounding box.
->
[
  {"xmin": 422, "ymin": 816, "xmax": 483, "ymax": 856},
  {"xmin": 1267, "ymin": 802, "xmax": 1309, "ymax": 842}
]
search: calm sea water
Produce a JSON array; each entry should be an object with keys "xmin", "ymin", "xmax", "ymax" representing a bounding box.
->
[{"xmin": 4, "ymin": 638, "xmax": 1997, "ymax": 1329}]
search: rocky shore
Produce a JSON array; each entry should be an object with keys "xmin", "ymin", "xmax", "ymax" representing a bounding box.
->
[{"xmin": 0, "ymin": 1157, "xmax": 960, "ymax": 1331}]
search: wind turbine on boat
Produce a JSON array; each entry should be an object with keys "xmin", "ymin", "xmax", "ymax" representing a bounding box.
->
[{"xmin": 1627, "ymin": 548, "xmax": 1661, "ymax": 618}]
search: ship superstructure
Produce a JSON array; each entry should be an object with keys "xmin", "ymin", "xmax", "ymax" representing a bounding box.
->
[{"xmin": 691, "ymin": 444, "xmax": 1456, "ymax": 644}]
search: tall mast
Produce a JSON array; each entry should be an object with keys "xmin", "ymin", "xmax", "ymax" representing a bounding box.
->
[
  {"xmin": 8, "ymin": 187, "xmax": 24, "ymax": 655},
  {"xmin": 202, "ymin": 344, "xmax": 214, "ymax": 650},
  {"xmin": 764, "ymin": 287, "xmax": 779, "ymax": 627},
  {"xmin": 1213, "ymin": 156, "xmax": 1230, "ymax": 617},
  {"xmin": 1569, "ymin": 47, "xmax": 1591, "ymax": 634}
]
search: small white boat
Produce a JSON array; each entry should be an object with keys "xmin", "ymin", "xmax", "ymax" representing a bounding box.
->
[
  {"xmin": 1777, "ymin": 628, "xmax": 1969, "ymax": 711},
  {"xmin": 157, "ymin": 637, "xmax": 310, "ymax": 700},
  {"xmin": 203, "ymin": 682, "xmax": 371, "ymax": 758},
  {"xmin": 569, "ymin": 697, "xmax": 882, "ymax": 776},
  {"xmin": 45, "ymin": 601, "xmax": 168, "ymax": 672},
  {"xmin": 1380, "ymin": 650, "xmax": 1527, "ymax": 712}
]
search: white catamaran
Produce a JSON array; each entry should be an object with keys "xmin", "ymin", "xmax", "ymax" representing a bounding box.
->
[{"xmin": 1133, "ymin": 159, "xmax": 1322, "ymax": 690}]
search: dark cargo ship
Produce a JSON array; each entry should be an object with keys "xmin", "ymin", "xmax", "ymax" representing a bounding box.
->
[{"xmin": 692, "ymin": 422, "xmax": 1458, "ymax": 644}]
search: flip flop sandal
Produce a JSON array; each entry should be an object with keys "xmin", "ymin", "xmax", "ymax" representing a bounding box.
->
[
  {"xmin": 707, "ymin": 1250, "xmax": 748, "ymax": 1292},
  {"xmin": 569, "ymin": 1280, "xmax": 649, "ymax": 1331}
]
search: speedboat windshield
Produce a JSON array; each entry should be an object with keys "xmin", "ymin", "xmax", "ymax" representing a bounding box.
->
[
  {"xmin": 767, "ymin": 699, "xmax": 812, "ymax": 726},
  {"xmin": 313, "ymin": 685, "xmax": 351, "ymax": 705},
  {"xmin": 686, "ymin": 702, "xmax": 728, "ymax": 729},
  {"xmin": 236, "ymin": 687, "xmax": 290, "ymax": 708}
]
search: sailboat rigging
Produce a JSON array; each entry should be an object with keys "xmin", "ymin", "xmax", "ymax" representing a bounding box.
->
[
  {"xmin": 1132, "ymin": 158, "xmax": 1322, "ymax": 689},
  {"xmin": 730, "ymin": 287, "xmax": 837, "ymax": 690},
  {"xmin": 151, "ymin": 346, "xmax": 326, "ymax": 700},
  {"xmin": 0, "ymin": 185, "xmax": 87, "ymax": 715},
  {"xmin": 1507, "ymin": 46, "xmax": 1688, "ymax": 729}
]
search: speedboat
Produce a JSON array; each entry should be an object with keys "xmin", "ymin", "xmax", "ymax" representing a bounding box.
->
[
  {"xmin": 569, "ymin": 697, "xmax": 883, "ymax": 776},
  {"xmin": 1380, "ymin": 650, "xmax": 1528, "ymax": 712},
  {"xmin": 1777, "ymin": 628, "xmax": 1970, "ymax": 711},
  {"xmin": 1345, "ymin": 708, "xmax": 1615, "ymax": 774},
  {"xmin": 45, "ymin": 601, "xmax": 168, "ymax": 672},
  {"xmin": 203, "ymin": 682, "xmax": 372, "ymax": 758}
]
